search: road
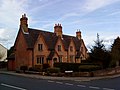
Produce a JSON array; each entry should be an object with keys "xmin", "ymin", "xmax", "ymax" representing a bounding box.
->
[{"xmin": 0, "ymin": 73, "xmax": 119, "ymax": 90}]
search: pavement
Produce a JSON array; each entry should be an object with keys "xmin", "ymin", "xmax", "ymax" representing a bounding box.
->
[{"xmin": 1, "ymin": 70, "xmax": 120, "ymax": 82}]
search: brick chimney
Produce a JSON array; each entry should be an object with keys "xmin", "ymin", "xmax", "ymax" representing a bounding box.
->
[
  {"xmin": 76, "ymin": 30, "xmax": 81, "ymax": 40},
  {"xmin": 20, "ymin": 14, "xmax": 28, "ymax": 34},
  {"xmin": 54, "ymin": 23, "xmax": 62, "ymax": 38}
]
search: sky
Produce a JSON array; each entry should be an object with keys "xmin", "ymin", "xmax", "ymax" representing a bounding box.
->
[{"xmin": 0, "ymin": 0, "xmax": 120, "ymax": 50}]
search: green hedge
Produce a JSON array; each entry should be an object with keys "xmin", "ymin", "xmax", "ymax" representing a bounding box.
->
[
  {"xmin": 54, "ymin": 63, "xmax": 80, "ymax": 72},
  {"xmin": 29, "ymin": 65, "xmax": 42, "ymax": 72},
  {"xmin": 47, "ymin": 67, "xmax": 60, "ymax": 73},
  {"xmin": 79, "ymin": 65, "xmax": 101, "ymax": 72},
  {"xmin": 43, "ymin": 64, "xmax": 50, "ymax": 71},
  {"xmin": 54, "ymin": 63, "xmax": 101, "ymax": 72}
]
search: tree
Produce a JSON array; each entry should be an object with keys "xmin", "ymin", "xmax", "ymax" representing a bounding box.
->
[
  {"xmin": 7, "ymin": 46, "xmax": 14, "ymax": 57},
  {"xmin": 111, "ymin": 37, "xmax": 120, "ymax": 67},
  {"xmin": 89, "ymin": 33, "xmax": 111, "ymax": 68}
]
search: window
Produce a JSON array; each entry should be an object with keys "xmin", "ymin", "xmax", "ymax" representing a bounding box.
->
[
  {"xmin": 70, "ymin": 46, "xmax": 73, "ymax": 52},
  {"xmin": 58, "ymin": 56, "xmax": 62, "ymax": 62},
  {"xmin": 58, "ymin": 45, "xmax": 61, "ymax": 51},
  {"xmin": 70, "ymin": 55, "xmax": 74, "ymax": 63},
  {"xmin": 37, "ymin": 56, "xmax": 44, "ymax": 64},
  {"xmin": 38, "ymin": 44, "xmax": 43, "ymax": 51}
]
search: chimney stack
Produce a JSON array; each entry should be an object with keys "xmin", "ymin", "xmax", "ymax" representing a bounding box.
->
[
  {"xmin": 54, "ymin": 23, "xmax": 62, "ymax": 38},
  {"xmin": 76, "ymin": 30, "xmax": 81, "ymax": 40},
  {"xmin": 20, "ymin": 14, "xmax": 29, "ymax": 34}
]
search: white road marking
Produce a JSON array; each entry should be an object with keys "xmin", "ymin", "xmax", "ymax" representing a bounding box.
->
[
  {"xmin": 46, "ymin": 80, "xmax": 115, "ymax": 90},
  {"xmin": 103, "ymin": 88, "xmax": 115, "ymax": 90},
  {"xmin": 1, "ymin": 83, "xmax": 27, "ymax": 90},
  {"xmin": 65, "ymin": 83, "xmax": 73, "ymax": 86},
  {"xmin": 56, "ymin": 81, "xmax": 63, "ymax": 84},
  {"xmin": 89, "ymin": 86, "xmax": 100, "ymax": 89},
  {"xmin": 77, "ymin": 85, "xmax": 86, "ymax": 88},
  {"xmin": 48, "ymin": 80, "xmax": 55, "ymax": 83}
]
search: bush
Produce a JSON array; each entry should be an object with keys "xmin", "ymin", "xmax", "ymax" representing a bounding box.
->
[
  {"xmin": 79, "ymin": 65, "xmax": 101, "ymax": 72},
  {"xmin": 29, "ymin": 65, "xmax": 42, "ymax": 72},
  {"xmin": 43, "ymin": 64, "xmax": 50, "ymax": 71},
  {"xmin": 20, "ymin": 66, "xmax": 28, "ymax": 73},
  {"xmin": 54, "ymin": 63, "xmax": 80, "ymax": 72},
  {"xmin": 47, "ymin": 67, "xmax": 60, "ymax": 73}
]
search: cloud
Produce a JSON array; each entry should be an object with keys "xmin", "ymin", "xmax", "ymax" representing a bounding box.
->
[
  {"xmin": 58, "ymin": 13, "xmax": 79, "ymax": 21},
  {"xmin": 108, "ymin": 11, "xmax": 120, "ymax": 16},
  {"xmin": 0, "ymin": 0, "xmax": 28, "ymax": 48},
  {"xmin": 82, "ymin": 0, "xmax": 120, "ymax": 13}
]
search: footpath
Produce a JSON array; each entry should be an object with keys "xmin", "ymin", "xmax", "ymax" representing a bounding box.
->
[{"xmin": 1, "ymin": 70, "xmax": 120, "ymax": 82}]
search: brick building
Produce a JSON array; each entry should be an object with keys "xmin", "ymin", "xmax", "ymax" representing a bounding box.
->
[{"xmin": 14, "ymin": 14, "xmax": 88, "ymax": 70}]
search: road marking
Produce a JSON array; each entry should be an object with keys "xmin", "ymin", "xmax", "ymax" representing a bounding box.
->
[
  {"xmin": 56, "ymin": 81, "xmax": 63, "ymax": 84},
  {"xmin": 1, "ymin": 83, "xmax": 27, "ymax": 90},
  {"xmin": 103, "ymin": 88, "xmax": 115, "ymax": 90},
  {"xmin": 65, "ymin": 83, "xmax": 73, "ymax": 86},
  {"xmin": 48, "ymin": 80, "xmax": 55, "ymax": 83},
  {"xmin": 89, "ymin": 86, "xmax": 100, "ymax": 89},
  {"xmin": 77, "ymin": 85, "xmax": 86, "ymax": 88}
]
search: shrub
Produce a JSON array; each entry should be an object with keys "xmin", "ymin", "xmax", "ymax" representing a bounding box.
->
[
  {"xmin": 47, "ymin": 67, "xmax": 60, "ymax": 73},
  {"xmin": 20, "ymin": 66, "xmax": 28, "ymax": 73},
  {"xmin": 43, "ymin": 64, "xmax": 50, "ymax": 71},
  {"xmin": 79, "ymin": 65, "xmax": 101, "ymax": 72},
  {"xmin": 54, "ymin": 63, "xmax": 80, "ymax": 72},
  {"xmin": 29, "ymin": 65, "xmax": 42, "ymax": 72}
]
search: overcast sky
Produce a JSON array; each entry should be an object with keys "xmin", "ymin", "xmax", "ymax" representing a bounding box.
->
[{"xmin": 0, "ymin": 0, "xmax": 120, "ymax": 50}]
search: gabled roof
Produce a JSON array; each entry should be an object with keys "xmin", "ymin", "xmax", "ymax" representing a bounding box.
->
[{"xmin": 22, "ymin": 28, "xmax": 85, "ymax": 51}]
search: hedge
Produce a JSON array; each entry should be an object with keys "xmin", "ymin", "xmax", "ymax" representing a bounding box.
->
[
  {"xmin": 54, "ymin": 63, "xmax": 101, "ymax": 72},
  {"xmin": 47, "ymin": 67, "xmax": 60, "ymax": 73},
  {"xmin": 79, "ymin": 65, "xmax": 101, "ymax": 72},
  {"xmin": 29, "ymin": 65, "xmax": 42, "ymax": 72}
]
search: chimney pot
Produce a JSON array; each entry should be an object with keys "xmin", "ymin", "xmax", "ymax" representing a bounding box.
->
[
  {"xmin": 20, "ymin": 14, "xmax": 29, "ymax": 34},
  {"xmin": 76, "ymin": 30, "xmax": 81, "ymax": 40},
  {"xmin": 54, "ymin": 23, "xmax": 62, "ymax": 37}
]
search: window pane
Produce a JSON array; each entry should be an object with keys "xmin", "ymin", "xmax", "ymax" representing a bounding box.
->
[
  {"xmin": 37, "ymin": 57, "xmax": 39, "ymax": 64},
  {"xmin": 38, "ymin": 44, "xmax": 43, "ymax": 51},
  {"xmin": 59, "ymin": 56, "xmax": 62, "ymax": 62},
  {"xmin": 58, "ymin": 45, "xmax": 61, "ymax": 51},
  {"xmin": 70, "ymin": 46, "xmax": 73, "ymax": 51}
]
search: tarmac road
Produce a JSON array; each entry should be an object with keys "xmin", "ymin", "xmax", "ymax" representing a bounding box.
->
[{"xmin": 0, "ymin": 73, "xmax": 119, "ymax": 90}]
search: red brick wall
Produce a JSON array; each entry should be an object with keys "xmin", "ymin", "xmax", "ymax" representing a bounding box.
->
[
  {"xmin": 33, "ymin": 35, "xmax": 50, "ymax": 65},
  {"xmin": 8, "ymin": 60, "xmax": 15, "ymax": 71},
  {"xmin": 15, "ymin": 31, "xmax": 32, "ymax": 69}
]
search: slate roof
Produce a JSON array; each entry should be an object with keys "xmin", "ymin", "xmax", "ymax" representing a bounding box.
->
[
  {"xmin": 23, "ymin": 28, "xmax": 84, "ymax": 51},
  {"xmin": 21, "ymin": 28, "xmax": 87, "ymax": 60}
]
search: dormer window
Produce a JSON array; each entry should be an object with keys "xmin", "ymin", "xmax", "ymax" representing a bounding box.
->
[
  {"xmin": 58, "ymin": 45, "xmax": 61, "ymax": 51},
  {"xmin": 38, "ymin": 44, "xmax": 43, "ymax": 51}
]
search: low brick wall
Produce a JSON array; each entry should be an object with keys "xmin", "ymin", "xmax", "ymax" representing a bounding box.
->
[
  {"xmin": 18, "ymin": 67, "xmax": 120, "ymax": 77},
  {"xmin": 71, "ymin": 67, "xmax": 120, "ymax": 77},
  {"xmin": 93, "ymin": 67, "xmax": 120, "ymax": 77}
]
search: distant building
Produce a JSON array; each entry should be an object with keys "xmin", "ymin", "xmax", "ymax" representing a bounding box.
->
[
  {"xmin": 12, "ymin": 14, "xmax": 88, "ymax": 70},
  {"xmin": 0, "ymin": 44, "xmax": 7, "ymax": 62}
]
